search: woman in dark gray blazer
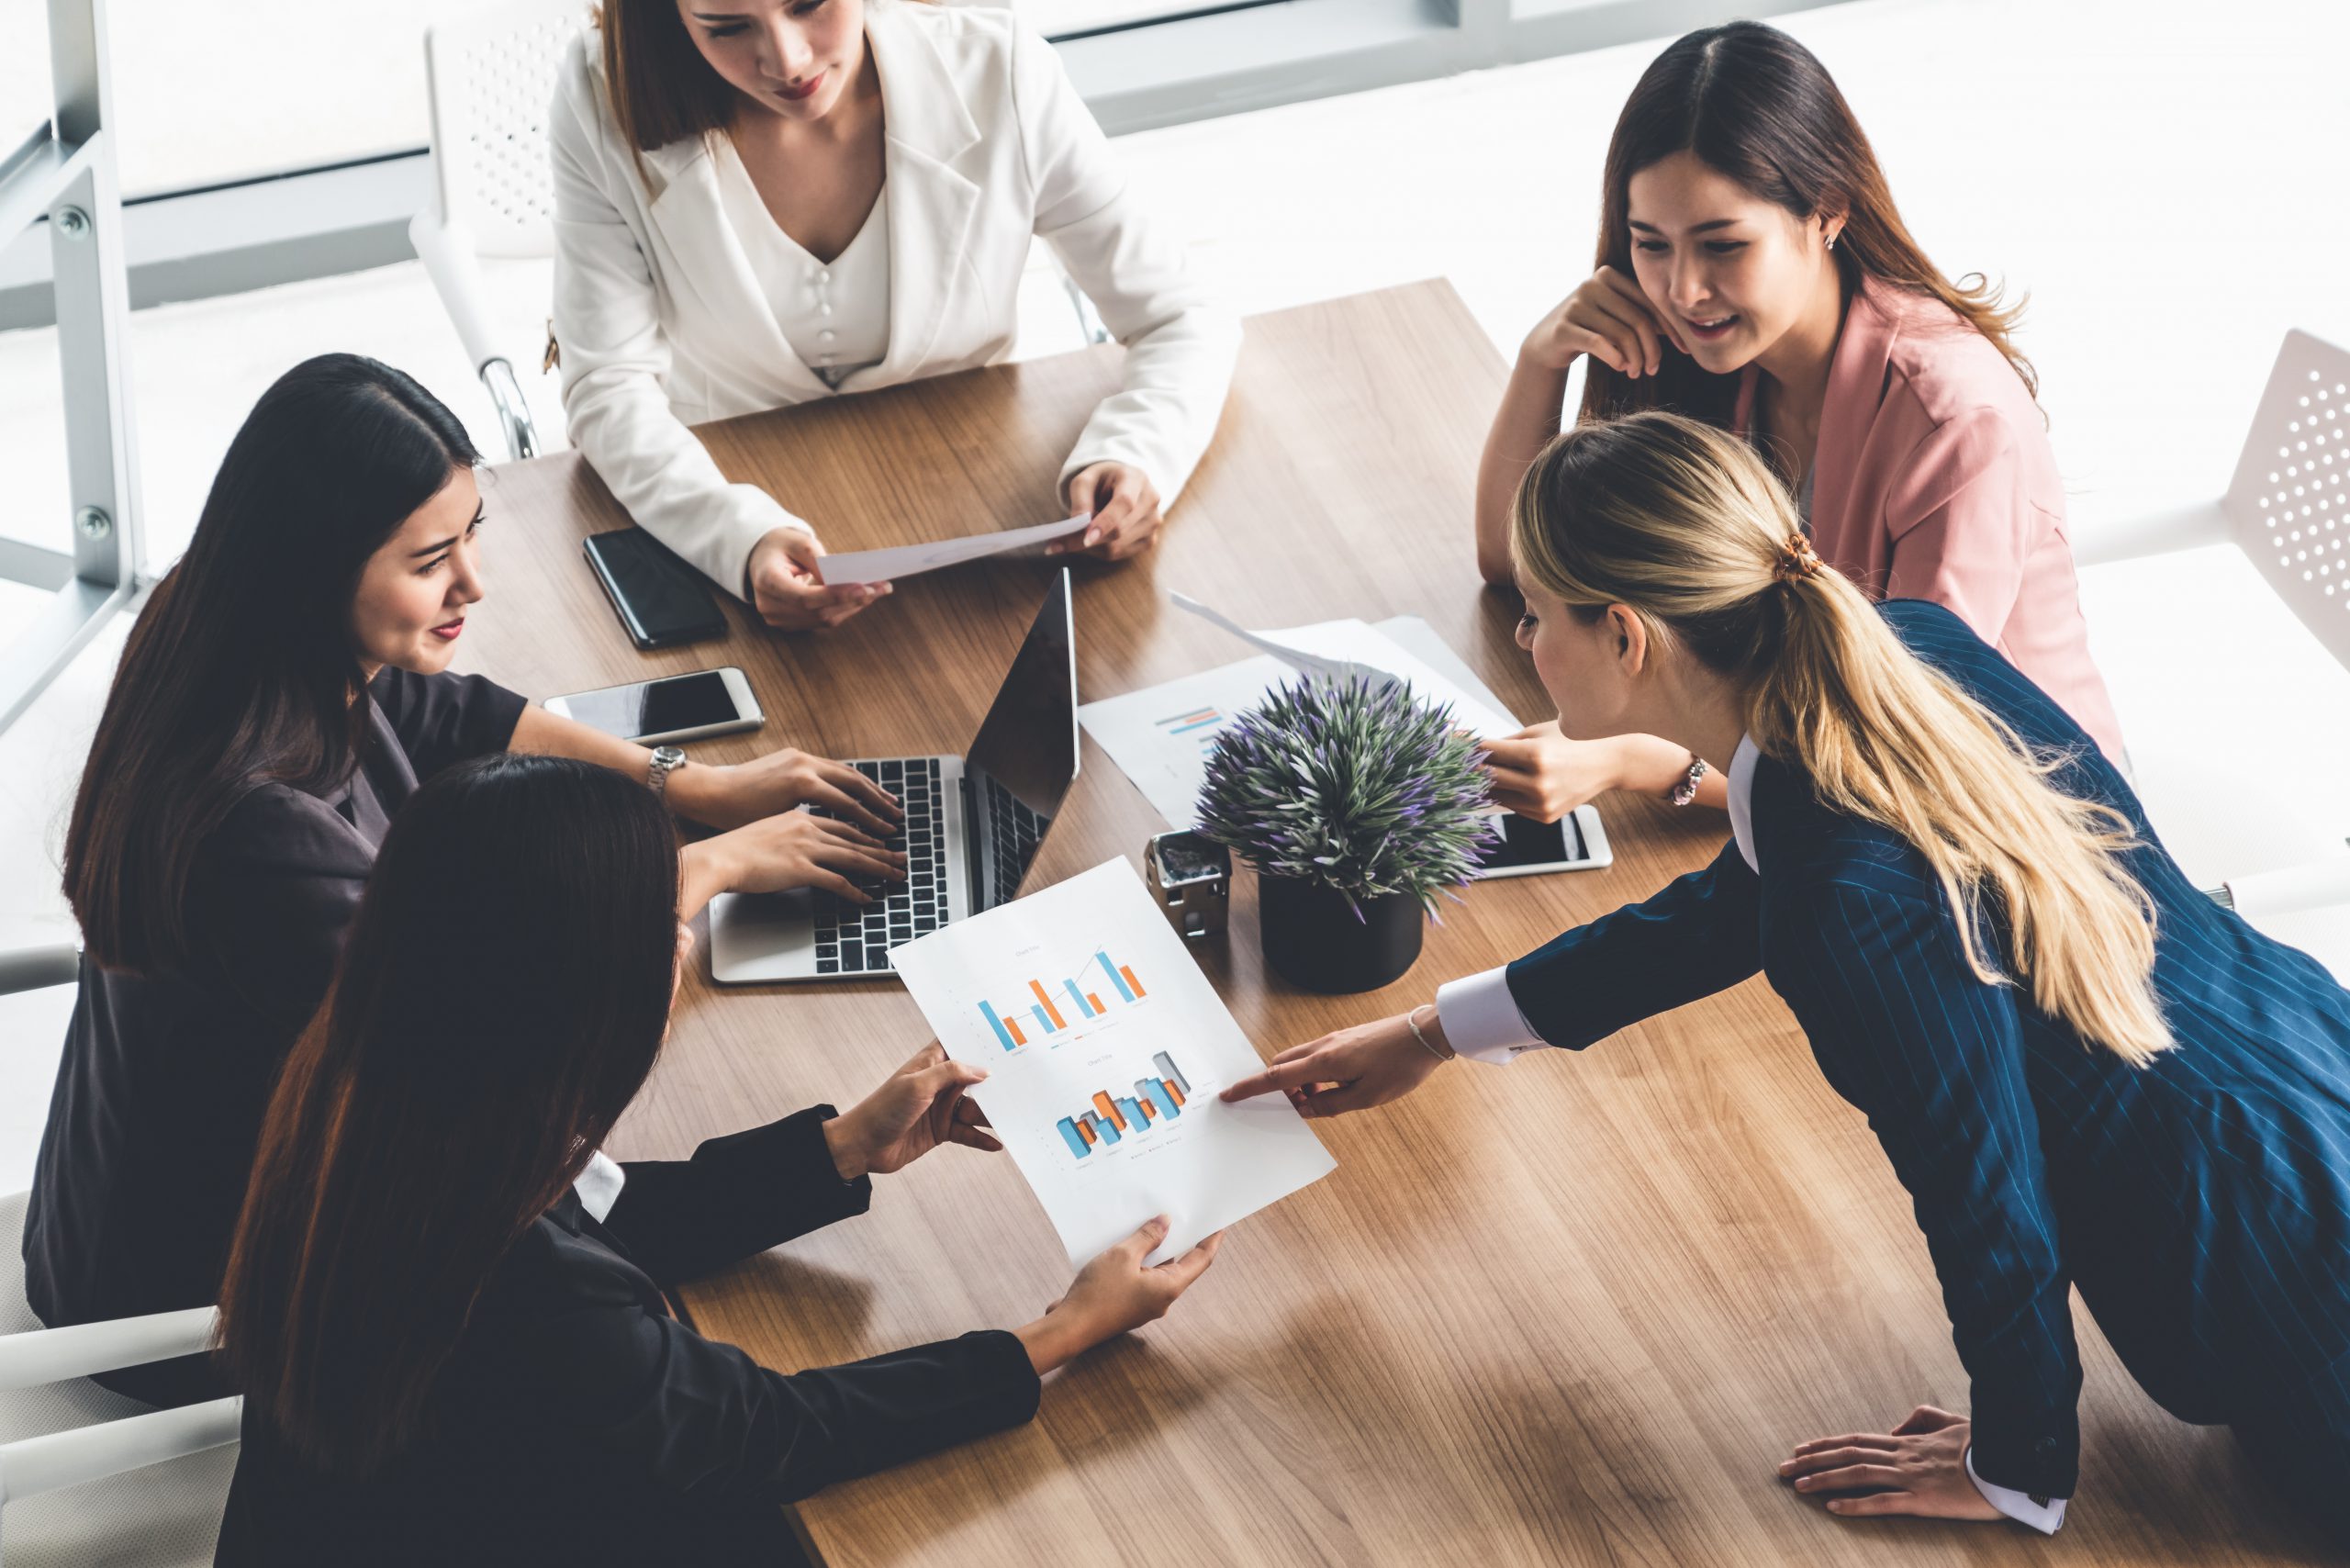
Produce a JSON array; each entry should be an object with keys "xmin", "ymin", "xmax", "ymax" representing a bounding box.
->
[
  {"xmin": 27, "ymin": 354, "xmax": 908, "ymax": 1406},
  {"xmin": 1228, "ymin": 412, "xmax": 2350, "ymax": 1544},
  {"xmin": 211, "ymin": 754, "xmax": 1217, "ymax": 1565}
]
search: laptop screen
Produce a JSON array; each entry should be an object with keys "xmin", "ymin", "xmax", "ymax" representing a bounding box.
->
[{"xmin": 962, "ymin": 570, "xmax": 1080, "ymax": 913}]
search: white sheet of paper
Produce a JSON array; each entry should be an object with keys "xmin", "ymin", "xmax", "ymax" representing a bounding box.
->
[
  {"xmin": 817, "ymin": 515, "xmax": 1090, "ymax": 586},
  {"xmin": 1169, "ymin": 592, "xmax": 1523, "ymax": 739},
  {"xmin": 889, "ymin": 858, "xmax": 1336, "ymax": 1268},
  {"xmin": 1074, "ymin": 652, "xmax": 1292, "ymax": 830}
]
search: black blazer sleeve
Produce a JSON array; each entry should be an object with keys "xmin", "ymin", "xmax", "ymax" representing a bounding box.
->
[
  {"xmin": 603, "ymin": 1108, "xmax": 871, "ymax": 1284},
  {"xmin": 508, "ymin": 1111, "xmax": 1044, "ymax": 1506},
  {"xmin": 519, "ymin": 1279, "xmax": 1041, "ymax": 1506},
  {"xmin": 1769, "ymin": 879, "xmax": 2082, "ymax": 1500},
  {"xmin": 366, "ymin": 666, "xmax": 528, "ymax": 781},
  {"xmin": 1503, "ymin": 838, "xmax": 1764, "ymax": 1048}
]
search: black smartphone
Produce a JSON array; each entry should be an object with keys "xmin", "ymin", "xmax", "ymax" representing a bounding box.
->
[{"xmin": 583, "ymin": 529, "xmax": 727, "ymax": 650}]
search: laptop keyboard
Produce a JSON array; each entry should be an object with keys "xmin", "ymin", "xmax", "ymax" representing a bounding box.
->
[
  {"xmin": 982, "ymin": 774, "xmax": 1047, "ymax": 907},
  {"xmin": 810, "ymin": 758, "xmax": 946, "ymax": 975}
]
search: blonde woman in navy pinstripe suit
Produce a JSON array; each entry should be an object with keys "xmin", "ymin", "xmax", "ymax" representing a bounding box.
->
[{"xmin": 1225, "ymin": 411, "xmax": 2350, "ymax": 1542}]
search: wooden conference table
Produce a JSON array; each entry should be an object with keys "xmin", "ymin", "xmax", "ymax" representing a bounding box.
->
[{"xmin": 462, "ymin": 283, "xmax": 2327, "ymax": 1567}]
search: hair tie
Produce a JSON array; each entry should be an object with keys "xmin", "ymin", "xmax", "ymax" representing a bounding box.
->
[{"xmin": 1773, "ymin": 532, "xmax": 1821, "ymax": 584}]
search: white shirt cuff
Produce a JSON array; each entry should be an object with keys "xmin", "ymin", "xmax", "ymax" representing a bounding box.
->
[
  {"xmin": 1966, "ymin": 1445, "xmax": 2066, "ymax": 1534},
  {"xmin": 575, "ymin": 1148, "xmax": 628, "ymax": 1223},
  {"xmin": 1434, "ymin": 967, "xmax": 1547, "ymax": 1064}
]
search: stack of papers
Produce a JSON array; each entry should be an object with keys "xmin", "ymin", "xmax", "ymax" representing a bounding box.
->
[{"xmin": 1077, "ymin": 595, "xmax": 1531, "ymax": 829}]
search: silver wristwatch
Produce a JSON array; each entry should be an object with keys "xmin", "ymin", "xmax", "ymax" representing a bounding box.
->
[{"xmin": 646, "ymin": 745, "xmax": 688, "ymax": 799}]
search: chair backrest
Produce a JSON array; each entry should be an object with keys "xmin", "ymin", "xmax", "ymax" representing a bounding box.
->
[
  {"xmin": 0, "ymin": 1193, "xmax": 238, "ymax": 1568},
  {"xmin": 2225, "ymin": 330, "xmax": 2350, "ymax": 670},
  {"xmin": 421, "ymin": 0, "xmax": 592, "ymax": 261}
]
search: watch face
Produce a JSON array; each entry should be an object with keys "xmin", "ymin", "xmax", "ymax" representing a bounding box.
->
[{"xmin": 1153, "ymin": 833, "xmax": 1227, "ymax": 883}]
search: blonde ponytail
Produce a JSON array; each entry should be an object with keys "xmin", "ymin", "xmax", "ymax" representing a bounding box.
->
[{"xmin": 1511, "ymin": 412, "xmax": 2169, "ymax": 1067}]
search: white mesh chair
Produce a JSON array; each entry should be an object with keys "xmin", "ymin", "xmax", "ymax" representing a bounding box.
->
[
  {"xmin": 0, "ymin": 946, "xmax": 240, "ymax": 1568},
  {"xmin": 408, "ymin": 0, "xmax": 1107, "ymax": 464},
  {"xmin": 408, "ymin": 0, "xmax": 590, "ymax": 463},
  {"xmin": 2072, "ymin": 329, "xmax": 2350, "ymax": 918}
]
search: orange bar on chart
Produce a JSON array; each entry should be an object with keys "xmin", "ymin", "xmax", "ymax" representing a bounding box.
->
[
  {"xmin": 1119, "ymin": 966, "xmax": 1147, "ymax": 999},
  {"xmin": 1086, "ymin": 993, "xmax": 1105, "ymax": 1013},
  {"xmin": 1005, "ymin": 1015, "xmax": 1027, "ymax": 1047},
  {"xmin": 1028, "ymin": 980, "xmax": 1069, "ymax": 1030},
  {"xmin": 1162, "ymin": 1080, "xmax": 1184, "ymax": 1107},
  {"xmin": 1092, "ymin": 1091, "xmax": 1125, "ymax": 1130},
  {"xmin": 1136, "ymin": 1099, "xmax": 1156, "ymax": 1121},
  {"xmin": 1077, "ymin": 1119, "xmax": 1097, "ymax": 1145}
]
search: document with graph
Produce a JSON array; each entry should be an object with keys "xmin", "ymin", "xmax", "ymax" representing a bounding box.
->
[{"xmin": 890, "ymin": 858, "xmax": 1336, "ymax": 1267}]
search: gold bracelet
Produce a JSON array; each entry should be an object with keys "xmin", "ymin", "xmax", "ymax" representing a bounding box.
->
[{"xmin": 1405, "ymin": 1003, "xmax": 1455, "ymax": 1061}]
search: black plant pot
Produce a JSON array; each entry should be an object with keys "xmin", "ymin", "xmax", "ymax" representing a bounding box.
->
[{"xmin": 1257, "ymin": 875, "xmax": 1424, "ymax": 994}]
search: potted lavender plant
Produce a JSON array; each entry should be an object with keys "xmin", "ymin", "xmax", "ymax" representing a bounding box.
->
[{"xmin": 1197, "ymin": 676, "xmax": 1499, "ymax": 993}]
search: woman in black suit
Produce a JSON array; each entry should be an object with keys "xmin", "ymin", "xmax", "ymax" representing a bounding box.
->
[
  {"xmin": 211, "ymin": 753, "xmax": 1218, "ymax": 1565},
  {"xmin": 28, "ymin": 354, "xmax": 908, "ymax": 1406}
]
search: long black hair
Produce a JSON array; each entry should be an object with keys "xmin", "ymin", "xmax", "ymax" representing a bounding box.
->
[
  {"xmin": 217, "ymin": 754, "xmax": 682, "ymax": 1476},
  {"xmin": 63, "ymin": 353, "xmax": 480, "ymax": 974},
  {"xmin": 1579, "ymin": 21, "xmax": 2034, "ymax": 432}
]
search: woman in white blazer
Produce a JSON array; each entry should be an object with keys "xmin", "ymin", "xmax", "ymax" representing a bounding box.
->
[{"xmin": 550, "ymin": 0, "xmax": 1240, "ymax": 630}]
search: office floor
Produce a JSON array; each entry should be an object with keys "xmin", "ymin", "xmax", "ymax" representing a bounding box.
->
[{"xmin": 4, "ymin": 0, "xmax": 2349, "ymax": 1198}]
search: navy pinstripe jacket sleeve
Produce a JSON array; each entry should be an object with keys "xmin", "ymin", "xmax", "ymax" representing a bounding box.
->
[
  {"xmin": 1504, "ymin": 837, "xmax": 1764, "ymax": 1049},
  {"xmin": 1765, "ymin": 876, "xmax": 2081, "ymax": 1498}
]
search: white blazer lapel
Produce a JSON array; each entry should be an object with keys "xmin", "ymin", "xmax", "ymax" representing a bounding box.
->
[
  {"xmin": 853, "ymin": 1, "xmax": 982, "ymax": 388},
  {"xmin": 645, "ymin": 137, "xmax": 834, "ymax": 403}
]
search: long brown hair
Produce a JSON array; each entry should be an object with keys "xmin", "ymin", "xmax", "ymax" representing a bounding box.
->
[
  {"xmin": 1579, "ymin": 21, "xmax": 2036, "ymax": 429},
  {"xmin": 215, "ymin": 755, "xmax": 683, "ymax": 1476},
  {"xmin": 62, "ymin": 354, "xmax": 479, "ymax": 976},
  {"xmin": 594, "ymin": 0, "xmax": 934, "ymax": 174},
  {"xmin": 597, "ymin": 0, "xmax": 737, "ymax": 157},
  {"xmin": 1513, "ymin": 412, "xmax": 2168, "ymax": 1067}
]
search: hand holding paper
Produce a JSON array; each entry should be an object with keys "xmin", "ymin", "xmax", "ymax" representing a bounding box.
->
[{"xmin": 889, "ymin": 859, "xmax": 1335, "ymax": 1267}]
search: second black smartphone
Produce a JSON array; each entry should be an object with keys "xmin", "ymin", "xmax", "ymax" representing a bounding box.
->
[{"xmin": 583, "ymin": 528, "xmax": 727, "ymax": 650}]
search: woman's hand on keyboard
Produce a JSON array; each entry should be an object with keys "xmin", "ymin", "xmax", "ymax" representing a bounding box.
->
[
  {"xmin": 673, "ymin": 747, "xmax": 904, "ymax": 837},
  {"xmin": 681, "ymin": 812, "xmax": 905, "ymax": 916}
]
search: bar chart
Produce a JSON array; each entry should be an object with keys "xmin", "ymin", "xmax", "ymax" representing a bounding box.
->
[
  {"xmin": 977, "ymin": 948, "xmax": 1149, "ymax": 1050},
  {"xmin": 1156, "ymin": 704, "xmax": 1226, "ymax": 737},
  {"xmin": 1055, "ymin": 1052, "xmax": 1192, "ymax": 1159}
]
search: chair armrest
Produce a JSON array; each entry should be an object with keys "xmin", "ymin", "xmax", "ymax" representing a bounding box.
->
[
  {"xmin": 0, "ymin": 1394, "xmax": 241, "ymax": 1506},
  {"xmin": 2069, "ymin": 499, "xmax": 2231, "ymax": 569},
  {"xmin": 0, "ymin": 944, "xmax": 77, "ymax": 997},
  {"xmin": 0, "ymin": 1307, "xmax": 218, "ymax": 1393},
  {"xmin": 2210, "ymin": 849, "xmax": 2350, "ymax": 919}
]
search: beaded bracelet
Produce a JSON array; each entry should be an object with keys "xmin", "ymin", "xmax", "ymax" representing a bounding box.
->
[{"xmin": 1671, "ymin": 753, "xmax": 1710, "ymax": 807}]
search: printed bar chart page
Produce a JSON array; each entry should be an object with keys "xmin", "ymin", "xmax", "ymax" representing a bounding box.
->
[{"xmin": 890, "ymin": 858, "xmax": 1336, "ymax": 1266}]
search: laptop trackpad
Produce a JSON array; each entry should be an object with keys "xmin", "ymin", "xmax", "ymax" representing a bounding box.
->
[{"xmin": 709, "ymin": 889, "xmax": 820, "ymax": 984}]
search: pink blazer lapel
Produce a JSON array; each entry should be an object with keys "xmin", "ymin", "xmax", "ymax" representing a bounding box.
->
[{"xmin": 1808, "ymin": 276, "xmax": 1899, "ymax": 561}]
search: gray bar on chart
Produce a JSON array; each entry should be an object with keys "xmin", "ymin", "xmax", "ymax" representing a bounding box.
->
[{"xmin": 1152, "ymin": 1051, "xmax": 1189, "ymax": 1096}]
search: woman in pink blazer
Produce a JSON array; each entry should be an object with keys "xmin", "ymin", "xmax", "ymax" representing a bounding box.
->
[{"xmin": 1473, "ymin": 21, "xmax": 2124, "ymax": 815}]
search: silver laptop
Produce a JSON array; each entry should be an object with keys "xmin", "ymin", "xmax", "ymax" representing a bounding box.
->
[{"xmin": 709, "ymin": 571, "xmax": 1079, "ymax": 983}]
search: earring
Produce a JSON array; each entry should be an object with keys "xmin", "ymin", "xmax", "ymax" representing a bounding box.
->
[{"xmin": 1827, "ymin": 233, "xmax": 1839, "ymax": 252}]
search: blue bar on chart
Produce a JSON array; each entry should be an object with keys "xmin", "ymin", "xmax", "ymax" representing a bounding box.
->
[
  {"xmin": 1097, "ymin": 950, "xmax": 1136, "ymax": 1003},
  {"xmin": 1138, "ymin": 1078, "xmax": 1181, "ymax": 1120},
  {"xmin": 1063, "ymin": 980, "xmax": 1097, "ymax": 1019},
  {"xmin": 1031, "ymin": 1005, "xmax": 1053, "ymax": 1036},
  {"xmin": 1056, "ymin": 1117, "xmax": 1091, "ymax": 1158},
  {"xmin": 978, "ymin": 1002, "xmax": 1017, "ymax": 1052}
]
